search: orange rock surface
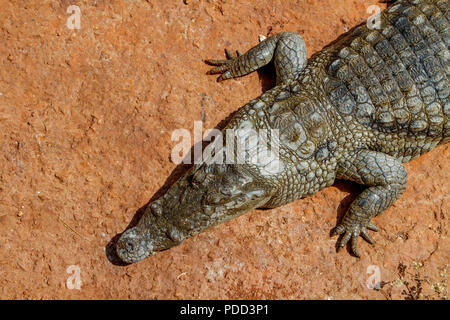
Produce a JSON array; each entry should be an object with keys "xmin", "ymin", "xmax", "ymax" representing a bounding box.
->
[{"xmin": 0, "ymin": 0, "xmax": 448, "ymax": 299}]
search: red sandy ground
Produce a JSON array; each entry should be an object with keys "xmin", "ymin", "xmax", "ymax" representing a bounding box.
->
[{"xmin": 0, "ymin": 0, "xmax": 448, "ymax": 299}]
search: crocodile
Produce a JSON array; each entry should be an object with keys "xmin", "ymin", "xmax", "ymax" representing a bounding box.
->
[{"xmin": 116, "ymin": 0, "xmax": 449, "ymax": 263}]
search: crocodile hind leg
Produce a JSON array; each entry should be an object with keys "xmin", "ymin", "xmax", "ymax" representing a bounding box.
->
[
  {"xmin": 205, "ymin": 31, "xmax": 307, "ymax": 84},
  {"xmin": 333, "ymin": 149, "xmax": 408, "ymax": 257}
]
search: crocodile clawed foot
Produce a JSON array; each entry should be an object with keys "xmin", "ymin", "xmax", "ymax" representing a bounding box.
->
[
  {"xmin": 332, "ymin": 221, "xmax": 378, "ymax": 257},
  {"xmin": 205, "ymin": 48, "xmax": 241, "ymax": 82}
]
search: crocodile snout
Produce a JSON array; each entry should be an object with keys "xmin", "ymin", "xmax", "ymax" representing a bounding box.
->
[{"xmin": 116, "ymin": 227, "xmax": 153, "ymax": 263}]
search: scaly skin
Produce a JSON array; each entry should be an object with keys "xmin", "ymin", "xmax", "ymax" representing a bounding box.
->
[{"xmin": 116, "ymin": 0, "xmax": 449, "ymax": 263}]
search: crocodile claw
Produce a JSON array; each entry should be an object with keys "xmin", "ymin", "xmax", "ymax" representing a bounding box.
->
[
  {"xmin": 205, "ymin": 48, "xmax": 240, "ymax": 82},
  {"xmin": 332, "ymin": 220, "xmax": 378, "ymax": 257}
]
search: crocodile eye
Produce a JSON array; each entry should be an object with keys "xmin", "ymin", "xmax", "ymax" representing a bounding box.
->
[
  {"xmin": 192, "ymin": 170, "xmax": 206, "ymax": 186},
  {"xmin": 213, "ymin": 164, "xmax": 226, "ymax": 174},
  {"xmin": 205, "ymin": 192, "xmax": 224, "ymax": 204}
]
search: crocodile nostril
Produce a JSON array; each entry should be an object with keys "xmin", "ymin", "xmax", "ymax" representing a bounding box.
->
[{"xmin": 124, "ymin": 240, "xmax": 135, "ymax": 252}]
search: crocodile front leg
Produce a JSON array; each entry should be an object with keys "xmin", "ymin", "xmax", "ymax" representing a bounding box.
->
[
  {"xmin": 205, "ymin": 31, "xmax": 307, "ymax": 84},
  {"xmin": 333, "ymin": 149, "xmax": 408, "ymax": 257}
]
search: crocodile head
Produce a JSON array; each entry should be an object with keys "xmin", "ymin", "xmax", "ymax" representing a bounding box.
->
[{"xmin": 116, "ymin": 162, "xmax": 273, "ymax": 263}]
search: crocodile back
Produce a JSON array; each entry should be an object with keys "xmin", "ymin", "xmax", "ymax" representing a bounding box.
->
[{"xmin": 318, "ymin": 0, "xmax": 449, "ymax": 159}]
